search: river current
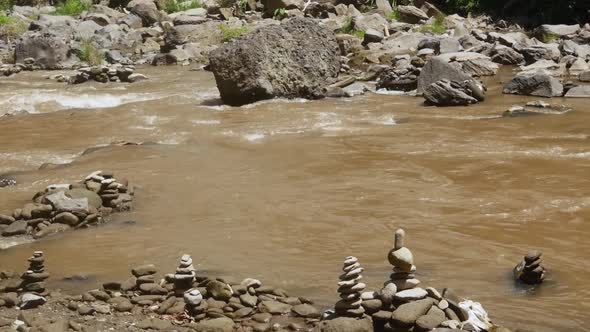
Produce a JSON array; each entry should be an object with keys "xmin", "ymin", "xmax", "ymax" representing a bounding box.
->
[{"xmin": 1, "ymin": 67, "xmax": 589, "ymax": 331}]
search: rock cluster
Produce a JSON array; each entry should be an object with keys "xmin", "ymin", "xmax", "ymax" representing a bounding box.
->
[
  {"xmin": 0, "ymin": 58, "xmax": 38, "ymax": 77},
  {"xmin": 51, "ymin": 64, "xmax": 148, "ymax": 84},
  {"xmin": 335, "ymin": 256, "xmax": 366, "ymax": 318},
  {"xmin": 424, "ymin": 79, "xmax": 485, "ymax": 106},
  {"xmin": 0, "ymin": 171, "xmax": 134, "ymax": 241},
  {"xmin": 19, "ymin": 251, "xmax": 49, "ymax": 296},
  {"xmin": 513, "ymin": 250, "xmax": 546, "ymax": 285},
  {"xmin": 369, "ymin": 229, "xmax": 482, "ymax": 332},
  {"xmin": 132, "ymin": 264, "xmax": 167, "ymax": 296},
  {"xmin": 166, "ymin": 254, "xmax": 196, "ymax": 295}
]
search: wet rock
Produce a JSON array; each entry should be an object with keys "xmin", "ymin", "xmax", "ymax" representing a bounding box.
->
[
  {"xmin": 192, "ymin": 317, "xmax": 235, "ymax": 332},
  {"xmin": 423, "ymin": 79, "xmax": 484, "ymax": 106},
  {"xmin": 206, "ymin": 280, "xmax": 233, "ymax": 301},
  {"xmin": 126, "ymin": 0, "xmax": 167, "ymax": 27},
  {"xmin": 318, "ymin": 316, "xmax": 373, "ymax": 332},
  {"xmin": 66, "ymin": 189, "xmax": 102, "ymax": 209},
  {"xmin": 2, "ymin": 220, "xmax": 27, "ymax": 236},
  {"xmin": 34, "ymin": 224, "xmax": 70, "ymax": 239},
  {"xmin": 209, "ymin": 17, "xmax": 340, "ymax": 106},
  {"xmin": 503, "ymin": 72, "xmax": 563, "ymax": 97},
  {"xmin": 565, "ymin": 85, "xmax": 590, "ymax": 98},
  {"xmin": 18, "ymin": 293, "xmax": 46, "ymax": 309},
  {"xmin": 45, "ymin": 191, "xmax": 89, "ymax": 214},
  {"xmin": 417, "ymin": 57, "xmax": 474, "ymax": 94},
  {"xmin": 128, "ymin": 73, "xmax": 148, "ymax": 83},
  {"xmin": 52, "ymin": 212, "xmax": 79, "ymax": 226},
  {"xmin": 513, "ymin": 250, "xmax": 546, "ymax": 284}
]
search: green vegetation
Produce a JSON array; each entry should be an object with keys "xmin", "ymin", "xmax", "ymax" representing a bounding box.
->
[
  {"xmin": 219, "ymin": 24, "xmax": 249, "ymax": 42},
  {"xmin": 0, "ymin": 14, "xmax": 27, "ymax": 41},
  {"xmin": 77, "ymin": 39, "xmax": 104, "ymax": 66},
  {"xmin": 538, "ymin": 31, "xmax": 557, "ymax": 43},
  {"xmin": 163, "ymin": 0, "xmax": 202, "ymax": 14},
  {"xmin": 341, "ymin": 17, "xmax": 365, "ymax": 39},
  {"xmin": 273, "ymin": 8, "xmax": 287, "ymax": 20},
  {"xmin": 418, "ymin": 13, "xmax": 446, "ymax": 34},
  {"xmin": 53, "ymin": 0, "xmax": 90, "ymax": 16},
  {"xmin": 0, "ymin": 0, "xmax": 11, "ymax": 11},
  {"xmin": 387, "ymin": 8, "xmax": 401, "ymax": 21},
  {"xmin": 238, "ymin": 0, "xmax": 248, "ymax": 12}
]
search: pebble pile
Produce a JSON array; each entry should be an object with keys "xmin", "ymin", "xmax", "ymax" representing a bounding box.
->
[
  {"xmin": 19, "ymin": 251, "xmax": 49, "ymax": 296},
  {"xmin": 0, "ymin": 171, "xmax": 134, "ymax": 240},
  {"xmin": 335, "ymin": 256, "xmax": 366, "ymax": 318},
  {"xmin": 513, "ymin": 250, "xmax": 546, "ymax": 285},
  {"xmin": 50, "ymin": 64, "xmax": 148, "ymax": 84},
  {"xmin": 167, "ymin": 254, "xmax": 196, "ymax": 296}
]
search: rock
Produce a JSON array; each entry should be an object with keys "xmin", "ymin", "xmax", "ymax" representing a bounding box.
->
[
  {"xmin": 192, "ymin": 317, "xmax": 235, "ymax": 332},
  {"xmin": 18, "ymin": 293, "xmax": 46, "ymax": 309},
  {"xmin": 513, "ymin": 251, "xmax": 546, "ymax": 284},
  {"xmin": 137, "ymin": 318, "xmax": 172, "ymax": 330},
  {"xmin": 66, "ymin": 189, "xmax": 102, "ymax": 209},
  {"xmin": 364, "ymin": 28, "xmax": 384, "ymax": 44},
  {"xmin": 259, "ymin": 300, "xmax": 292, "ymax": 314},
  {"xmin": 291, "ymin": 303, "xmax": 320, "ymax": 318},
  {"xmin": 34, "ymin": 223, "xmax": 70, "ymax": 239},
  {"xmin": 415, "ymin": 307, "xmax": 446, "ymax": 331},
  {"xmin": 395, "ymin": 287, "xmax": 428, "ymax": 301},
  {"xmin": 388, "ymin": 247, "xmax": 414, "ymax": 270},
  {"xmin": 0, "ymin": 214, "xmax": 16, "ymax": 225},
  {"xmin": 579, "ymin": 71, "xmax": 590, "ymax": 82},
  {"xmin": 2, "ymin": 220, "xmax": 27, "ymax": 236},
  {"xmin": 535, "ymin": 24, "xmax": 580, "ymax": 38},
  {"xmin": 417, "ymin": 57, "xmax": 474, "ymax": 94},
  {"xmin": 209, "ymin": 17, "xmax": 340, "ymax": 106},
  {"xmin": 361, "ymin": 299, "xmax": 382, "ymax": 314},
  {"xmin": 15, "ymin": 33, "xmax": 70, "ymax": 70},
  {"xmin": 423, "ymin": 79, "xmax": 483, "ymax": 106},
  {"xmin": 52, "ymin": 212, "xmax": 79, "ymax": 226},
  {"xmin": 380, "ymin": 282, "xmax": 397, "ymax": 307},
  {"xmin": 503, "ymin": 72, "xmax": 563, "ymax": 97},
  {"xmin": 354, "ymin": 13, "xmax": 388, "ymax": 33},
  {"xmin": 128, "ymin": 73, "xmax": 148, "ymax": 83},
  {"xmin": 132, "ymin": 264, "xmax": 157, "ymax": 277},
  {"xmin": 490, "ymin": 46, "xmax": 524, "ymax": 65},
  {"xmin": 78, "ymin": 304, "xmax": 95, "ymax": 315},
  {"xmin": 239, "ymin": 293, "xmax": 258, "ymax": 307},
  {"xmin": 461, "ymin": 58, "xmax": 499, "ymax": 77},
  {"xmin": 45, "ymin": 191, "xmax": 89, "ymax": 213},
  {"xmin": 261, "ymin": 0, "xmax": 304, "ymax": 14},
  {"xmin": 206, "ymin": 280, "xmax": 233, "ymax": 301},
  {"xmin": 391, "ymin": 298, "xmax": 435, "ymax": 326},
  {"xmin": 375, "ymin": 0, "xmax": 392, "ymax": 15},
  {"xmin": 114, "ymin": 299, "xmax": 133, "ymax": 312},
  {"xmin": 565, "ymin": 85, "xmax": 590, "ymax": 98},
  {"xmin": 318, "ymin": 316, "xmax": 373, "ymax": 332},
  {"xmin": 126, "ymin": 0, "xmax": 167, "ymax": 26},
  {"xmin": 76, "ymin": 20, "xmax": 101, "ymax": 40},
  {"xmin": 397, "ymin": 5, "xmax": 429, "ymax": 24}
]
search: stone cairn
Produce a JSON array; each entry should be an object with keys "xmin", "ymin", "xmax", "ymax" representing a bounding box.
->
[
  {"xmin": 513, "ymin": 250, "xmax": 546, "ymax": 285},
  {"xmin": 132, "ymin": 264, "xmax": 167, "ymax": 296},
  {"xmin": 167, "ymin": 254, "xmax": 196, "ymax": 296},
  {"xmin": 0, "ymin": 171, "xmax": 134, "ymax": 240},
  {"xmin": 335, "ymin": 256, "xmax": 366, "ymax": 318},
  {"xmin": 19, "ymin": 251, "xmax": 49, "ymax": 296},
  {"xmin": 184, "ymin": 288, "xmax": 206, "ymax": 320},
  {"xmin": 370, "ymin": 229, "xmax": 478, "ymax": 332}
]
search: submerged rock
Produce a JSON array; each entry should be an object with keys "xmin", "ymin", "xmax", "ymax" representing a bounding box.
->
[
  {"xmin": 209, "ymin": 17, "xmax": 340, "ymax": 106},
  {"xmin": 423, "ymin": 79, "xmax": 484, "ymax": 106},
  {"xmin": 513, "ymin": 250, "xmax": 546, "ymax": 285},
  {"xmin": 417, "ymin": 58, "xmax": 474, "ymax": 94}
]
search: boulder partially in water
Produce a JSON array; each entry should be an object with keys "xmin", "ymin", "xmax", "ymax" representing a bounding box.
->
[
  {"xmin": 209, "ymin": 17, "xmax": 340, "ymax": 106},
  {"xmin": 423, "ymin": 79, "xmax": 484, "ymax": 106},
  {"xmin": 15, "ymin": 33, "xmax": 71, "ymax": 70},
  {"xmin": 502, "ymin": 72, "xmax": 563, "ymax": 98}
]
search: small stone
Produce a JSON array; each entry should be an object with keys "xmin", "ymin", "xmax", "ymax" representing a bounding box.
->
[
  {"xmin": 132, "ymin": 264, "xmax": 157, "ymax": 277},
  {"xmin": 239, "ymin": 293, "xmax": 258, "ymax": 307},
  {"xmin": 18, "ymin": 293, "xmax": 46, "ymax": 309},
  {"xmin": 391, "ymin": 298, "xmax": 435, "ymax": 326},
  {"xmin": 438, "ymin": 299, "xmax": 449, "ymax": 310},
  {"xmin": 393, "ymin": 278, "xmax": 421, "ymax": 290},
  {"xmin": 252, "ymin": 312, "xmax": 272, "ymax": 323},
  {"xmin": 291, "ymin": 303, "xmax": 320, "ymax": 318},
  {"xmin": 395, "ymin": 287, "xmax": 428, "ymax": 301},
  {"xmin": 388, "ymin": 247, "xmax": 414, "ymax": 270},
  {"xmin": 426, "ymin": 287, "xmax": 442, "ymax": 300},
  {"xmin": 78, "ymin": 304, "xmax": 95, "ymax": 315},
  {"xmin": 380, "ymin": 282, "xmax": 397, "ymax": 306},
  {"xmin": 206, "ymin": 280, "xmax": 233, "ymax": 301},
  {"xmin": 259, "ymin": 300, "xmax": 292, "ymax": 314}
]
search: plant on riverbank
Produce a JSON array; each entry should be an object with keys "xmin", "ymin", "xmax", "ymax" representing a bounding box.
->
[
  {"xmin": 538, "ymin": 31, "xmax": 557, "ymax": 43},
  {"xmin": 77, "ymin": 38, "xmax": 104, "ymax": 65},
  {"xmin": 273, "ymin": 8, "xmax": 287, "ymax": 20},
  {"xmin": 163, "ymin": 0, "xmax": 202, "ymax": 14},
  {"xmin": 0, "ymin": 0, "xmax": 11, "ymax": 11},
  {"xmin": 418, "ymin": 12, "xmax": 446, "ymax": 34},
  {"xmin": 388, "ymin": 8, "xmax": 401, "ymax": 21},
  {"xmin": 0, "ymin": 15, "xmax": 26, "ymax": 41},
  {"xmin": 53, "ymin": 0, "xmax": 89, "ymax": 16},
  {"xmin": 219, "ymin": 24, "xmax": 249, "ymax": 42},
  {"xmin": 341, "ymin": 16, "xmax": 365, "ymax": 39}
]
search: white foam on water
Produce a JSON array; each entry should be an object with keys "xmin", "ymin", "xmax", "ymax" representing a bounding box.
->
[
  {"xmin": 0, "ymin": 236, "xmax": 34, "ymax": 250},
  {"xmin": 0, "ymin": 152, "xmax": 79, "ymax": 172},
  {"xmin": 374, "ymin": 89, "xmax": 410, "ymax": 96},
  {"xmin": 371, "ymin": 114, "xmax": 397, "ymax": 126},
  {"xmin": 0, "ymin": 91, "xmax": 161, "ymax": 114},
  {"xmin": 143, "ymin": 115, "xmax": 159, "ymax": 125},
  {"xmin": 157, "ymin": 132, "xmax": 190, "ymax": 145},
  {"xmin": 243, "ymin": 133, "xmax": 265, "ymax": 142},
  {"xmin": 313, "ymin": 112, "xmax": 342, "ymax": 129},
  {"xmin": 191, "ymin": 119, "xmax": 221, "ymax": 125},
  {"xmin": 241, "ymin": 98, "xmax": 309, "ymax": 109}
]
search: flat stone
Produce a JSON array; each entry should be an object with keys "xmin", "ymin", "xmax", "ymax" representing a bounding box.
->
[
  {"xmin": 2, "ymin": 220, "xmax": 27, "ymax": 236},
  {"xmin": 259, "ymin": 300, "xmax": 292, "ymax": 314},
  {"xmin": 45, "ymin": 191, "xmax": 89, "ymax": 213},
  {"xmin": 136, "ymin": 318, "xmax": 172, "ymax": 330},
  {"xmin": 391, "ymin": 298, "xmax": 435, "ymax": 326},
  {"xmin": 317, "ymin": 316, "xmax": 373, "ymax": 332},
  {"xmin": 361, "ymin": 299, "xmax": 383, "ymax": 314},
  {"xmin": 192, "ymin": 317, "xmax": 235, "ymax": 332},
  {"xmin": 18, "ymin": 293, "xmax": 46, "ymax": 309},
  {"xmin": 395, "ymin": 287, "xmax": 428, "ymax": 301},
  {"xmin": 132, "ymin": 264, "xmax": 157, "ymax": 277},
  {"xmin": 239, "ymin": 293, "xmax": 258, "ymax": 307},
  {"xmin": 291, "ymin": 303, "xmax": 320, "ymax": 318},
  {"xmin": 206, "ymin": 280, "xmax": 233, "ymax": 301},
  {"xmin": 0, "ymin": 214, "xmax": 15, "ymax": 225},
  {"xmin": 565, "ymin": 85, "xmax": 590, "ymax": 98},
  {"xmin": 393, "ymin": 278, "xmax": 421, "ymax": 290}
]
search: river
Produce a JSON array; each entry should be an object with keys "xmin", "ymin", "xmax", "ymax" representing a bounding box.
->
[{"xmin": 0, "ymin": 67, "xmax": 589, "ymax": 331}]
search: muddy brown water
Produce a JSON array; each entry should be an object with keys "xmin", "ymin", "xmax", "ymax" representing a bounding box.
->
[{"xmin": 1, "ymin": 67, "xmax": 589, "ymax": 331}]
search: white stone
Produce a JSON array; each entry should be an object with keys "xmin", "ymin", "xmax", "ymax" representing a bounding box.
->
[
  {"xmin": 394, "ymin": 287, "xmax": 427, "ymax": 301},
  {"xmin": 380, "ymin": 282, "xmax": 397, "ymax": 305},
  {"xmin": 184, "ymin": 289, "xmax": 203, "ymax": 306}
]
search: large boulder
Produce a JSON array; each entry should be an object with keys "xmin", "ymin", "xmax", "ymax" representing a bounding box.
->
[
  {"xmin": 397, "ymin": 5, "xmax": 428, "ymax": 24},
  {"xmin": 15, "ymin": 33, "xmax": 70, "ymax": 69},
  {"xmin": 502, "ymin": 72, "xmax": 563, "ymax": 97},
  {"xmin": 262, "ymin": 0, "xmax": 304, "ymax": 15},
  {"xmin": 209, "ymin": 18, "xmax": 340, "ymax": 106},
  {"xmin": 30, "ymin": 14, "xmax": 76, "ymax": 37},
  {"xmin": 126, "ymin": 0, "xmax": 168, "ymax": 26},
  {"xmin": 417, "ymin": 57, "xmax": 473, "ymax": 94},
  {"xmin": 535, "ymin": 24, "xmax": 580, "ymax": 38}
]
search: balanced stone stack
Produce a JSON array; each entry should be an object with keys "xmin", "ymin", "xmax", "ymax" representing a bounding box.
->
[
  {"xmin": 513, "ymin": 250, "xmax": 546, "ymax": 284},
  {"xmin": 335, "ymin": 256, "xmax": 366, "ymax": 318},
  {"xmin": 184, "ymin": 288, "xmax": 206, "ymax": 320},
  {"xmin": 381, "ymin": 228, "xmax": 421, "ymax": 308},
  {"xmin": 84, "ymin": 171, "xmax": 134, "ymax": 212},
  {"xmin": 132, "ymin": 264, "xmax": 167, "ymax": 296},
  {"xmin": 169, "ymin": 254, "xmax": 196, "ymax": 296},
  {"xmin": 19, "ymin": 251, "xmax": 49, "ymax": 295}
]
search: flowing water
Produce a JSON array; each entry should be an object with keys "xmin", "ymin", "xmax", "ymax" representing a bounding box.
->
[{"xmin": 0, "ymin": 67, "xmax": 589, "ymax": 331}]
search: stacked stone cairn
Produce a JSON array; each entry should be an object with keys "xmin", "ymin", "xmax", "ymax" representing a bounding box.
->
[
  {"xmin": 335, "ymin": 256, "xmax": 366, "ymax": 318},
  {"xmin": 167, "ymin": 254, "xmax": 196, "ymax": 296},
  {"xmin": 513, "ymin": 250, "xmax": 546, "ymax": 285},
  {"xmin": 0, "ymin": 171, "xmax": 134, "ymax": 241},
  {"xmin": 184, "ymin": 288, "xmax": 206, "ymax": 319},
  {"xmin": 132, "ymin": 264, "xmax": 167, "ymax": 296},
  {"xmin": 371, "ymin": 229, "xmax": 474, "ymax": 332},
  {"xmin": 15, "ymin": 251, "xmax": 49, "ymax": 309}
]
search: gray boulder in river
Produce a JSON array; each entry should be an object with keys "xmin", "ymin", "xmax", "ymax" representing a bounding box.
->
[
  {"xmin": 502, "ymin": 72, "xmax": 563, "ymax": 98},
  {"xmin": 209, "ymin": 17, "xmax": 341, "ymax": 106}
]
